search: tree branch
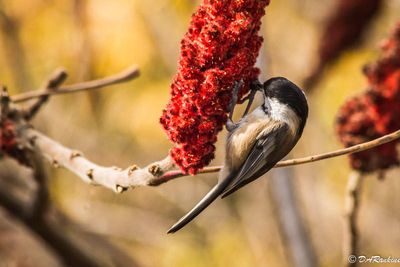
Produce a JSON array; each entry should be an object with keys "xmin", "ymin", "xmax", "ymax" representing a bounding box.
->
[
  {"xmin": 11, "ymin": 65, "xmax": 140, "ymax": 102},
  {"xmin": 4, "ymin": 64, "xmax": 400, "ymax": 193},
  {"xmin": 23, "ymin": 125, "xmax": 400, "ymax": 192},
  {"xmin": 156, "ymin": 129, "xmax": 400, "ymax": 183},
  {"xmin": 343, "ymin": 171, "xmax": 363, "ymax": 267},
  {"xmin": 26, "ymin": 128, "xmax": 175, "ymax": 193}
]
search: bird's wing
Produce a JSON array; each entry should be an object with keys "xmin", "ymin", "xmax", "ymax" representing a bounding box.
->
[{"xmin": 221, "ymin": 121, "xmax": 295, "ymax": 198}]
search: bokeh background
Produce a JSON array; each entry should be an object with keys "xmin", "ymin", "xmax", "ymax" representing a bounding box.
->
[{"xmin": 0, "ymin": 0, "xmax": 399, "ymax": 266}]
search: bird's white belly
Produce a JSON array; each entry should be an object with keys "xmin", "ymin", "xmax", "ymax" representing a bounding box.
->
[{"xmin": 220, "ymin": 102, "xmax": 300, "ymax": 180}]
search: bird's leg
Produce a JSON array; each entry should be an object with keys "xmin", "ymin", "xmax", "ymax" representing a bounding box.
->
[
  {"xmin": 233, "ymin": 80, "xmax": 263, "ymax": 118},
  {"xmin": 226, "ymin": 81, "xmax": 243, "ymax": 132},
  {"xmin": 241, "ymin": 80, "xmax": 262, "ymax": 117}
]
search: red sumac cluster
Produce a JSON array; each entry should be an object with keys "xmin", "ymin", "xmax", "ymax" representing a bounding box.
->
[
  {"xmin": 160, "ymin": 0, "xmax": 270, "ymax": 174},
  {"xmin": 336, "ymin": 23, "xmax": 400, "ymax": 172}
]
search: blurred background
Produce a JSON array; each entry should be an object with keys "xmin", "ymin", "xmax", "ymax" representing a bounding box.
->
[{"xmin": 0, "ymin": 0, "xmax": 399, "ymax": 266}]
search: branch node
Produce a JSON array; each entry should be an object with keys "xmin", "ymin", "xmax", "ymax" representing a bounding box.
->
[
  {"xmin": 52, "ymin": 159, "xmax": 60, "ymax": 168},
  {"xmin": 44, "ymin": 68, "xmax": 68, "ymax": 90},
  {"xmin": 70, "ymin": 150, "xmax": 83, "ymax": 160},
  {"xmin": 148, "ymin": 164, "xmax": 163, "ymax": 177},
  {"xmin": 116, "ymin": 185, "xmax": 127, "ymax": 193},
  {"xmin": 86, "ymin": 168, "xmax": 94, "ymax": 180},
  {"xmin": 29, "ymin": 135, "xmax": 38, "ymax": 146},
  {"xmin": 377, "ymin": 171, "xmax": 386, "ymax": 181},
  {"xmin": 128, "ymin": 164, "xmax": 139, "ymax": 175}
]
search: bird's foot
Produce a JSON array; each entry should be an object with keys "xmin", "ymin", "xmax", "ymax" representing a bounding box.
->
[{"xmin": 240, "ymin": 80, "xmax": 262, "ymax": 118}]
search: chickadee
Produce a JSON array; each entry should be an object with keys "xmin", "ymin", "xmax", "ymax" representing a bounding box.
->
[{"xmin": 167, "ymin": 77, "xmax": 308, "ymax": 234}]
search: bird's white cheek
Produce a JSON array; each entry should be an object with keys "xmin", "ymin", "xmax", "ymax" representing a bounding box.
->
[{"xmin": 269, "ymin": 99, "xmax": 300, "ymax": 135}]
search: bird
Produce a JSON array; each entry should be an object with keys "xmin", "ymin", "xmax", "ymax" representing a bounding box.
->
[{"xmin": 167, "ymin": 77, "xmax": 309, "ymax": 234}]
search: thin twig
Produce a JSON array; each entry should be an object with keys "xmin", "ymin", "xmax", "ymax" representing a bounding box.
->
[
  {"xmin": 157, "ymin": 129, "xmax": 400, "ymax": 183},
  {"xmin": 11, "ymin": 65, "xmax": 140, "ymax": 102},
  {"xmin": 24, "ymin": 68, "xmax": 68, "ymax": 120},
  {"xmin": 22, "ymin": 125, "xmax": 400, "ymax": 192},
  {"xmin": 343, "ymin": 172, "xmax": 364, "ymax": 267}
]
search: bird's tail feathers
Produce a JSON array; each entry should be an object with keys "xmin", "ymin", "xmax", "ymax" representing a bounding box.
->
[{"xmin": 167, "ymin": 174, "xmax": 233, "ymax": 234}]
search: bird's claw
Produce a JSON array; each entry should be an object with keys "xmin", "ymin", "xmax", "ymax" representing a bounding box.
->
[
  {"xmin": 228, "ymin": 80, "xmax": 243, "ymax": 114},
  {"xmin": 241, "ymin": 79, "xmax": 262, "ymax": 117}
]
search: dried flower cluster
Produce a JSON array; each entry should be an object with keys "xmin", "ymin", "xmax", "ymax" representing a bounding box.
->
[
  {"xmin": 336, "ymin": 23, "xmax": 400, "ymax": 172},
  {"xmin": 319, "ymin": 0, "xmax": 381, "ymax": 65},
  {"xmin": 0, "ymin": 113, "xmax": 32, "ymax": 166},
  {"xmin": 160, "ymin": 0, "xmax": 270, "ymax": 174},
  {"xmin": 306, "ymin": 0, "xmax": 381, "ymax": 88},
  {"xmin": 0, "ymin": 119, "xmax": 17, "ymax": 154}
]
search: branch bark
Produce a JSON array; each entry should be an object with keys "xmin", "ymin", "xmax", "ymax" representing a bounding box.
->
[
  {"xmin": 343, "ymin": 171, "xmax": 364, "ymax": 267},
  {"xmin": 26, "ymin": 128, "xmax": 175, "ymax": 192}
]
